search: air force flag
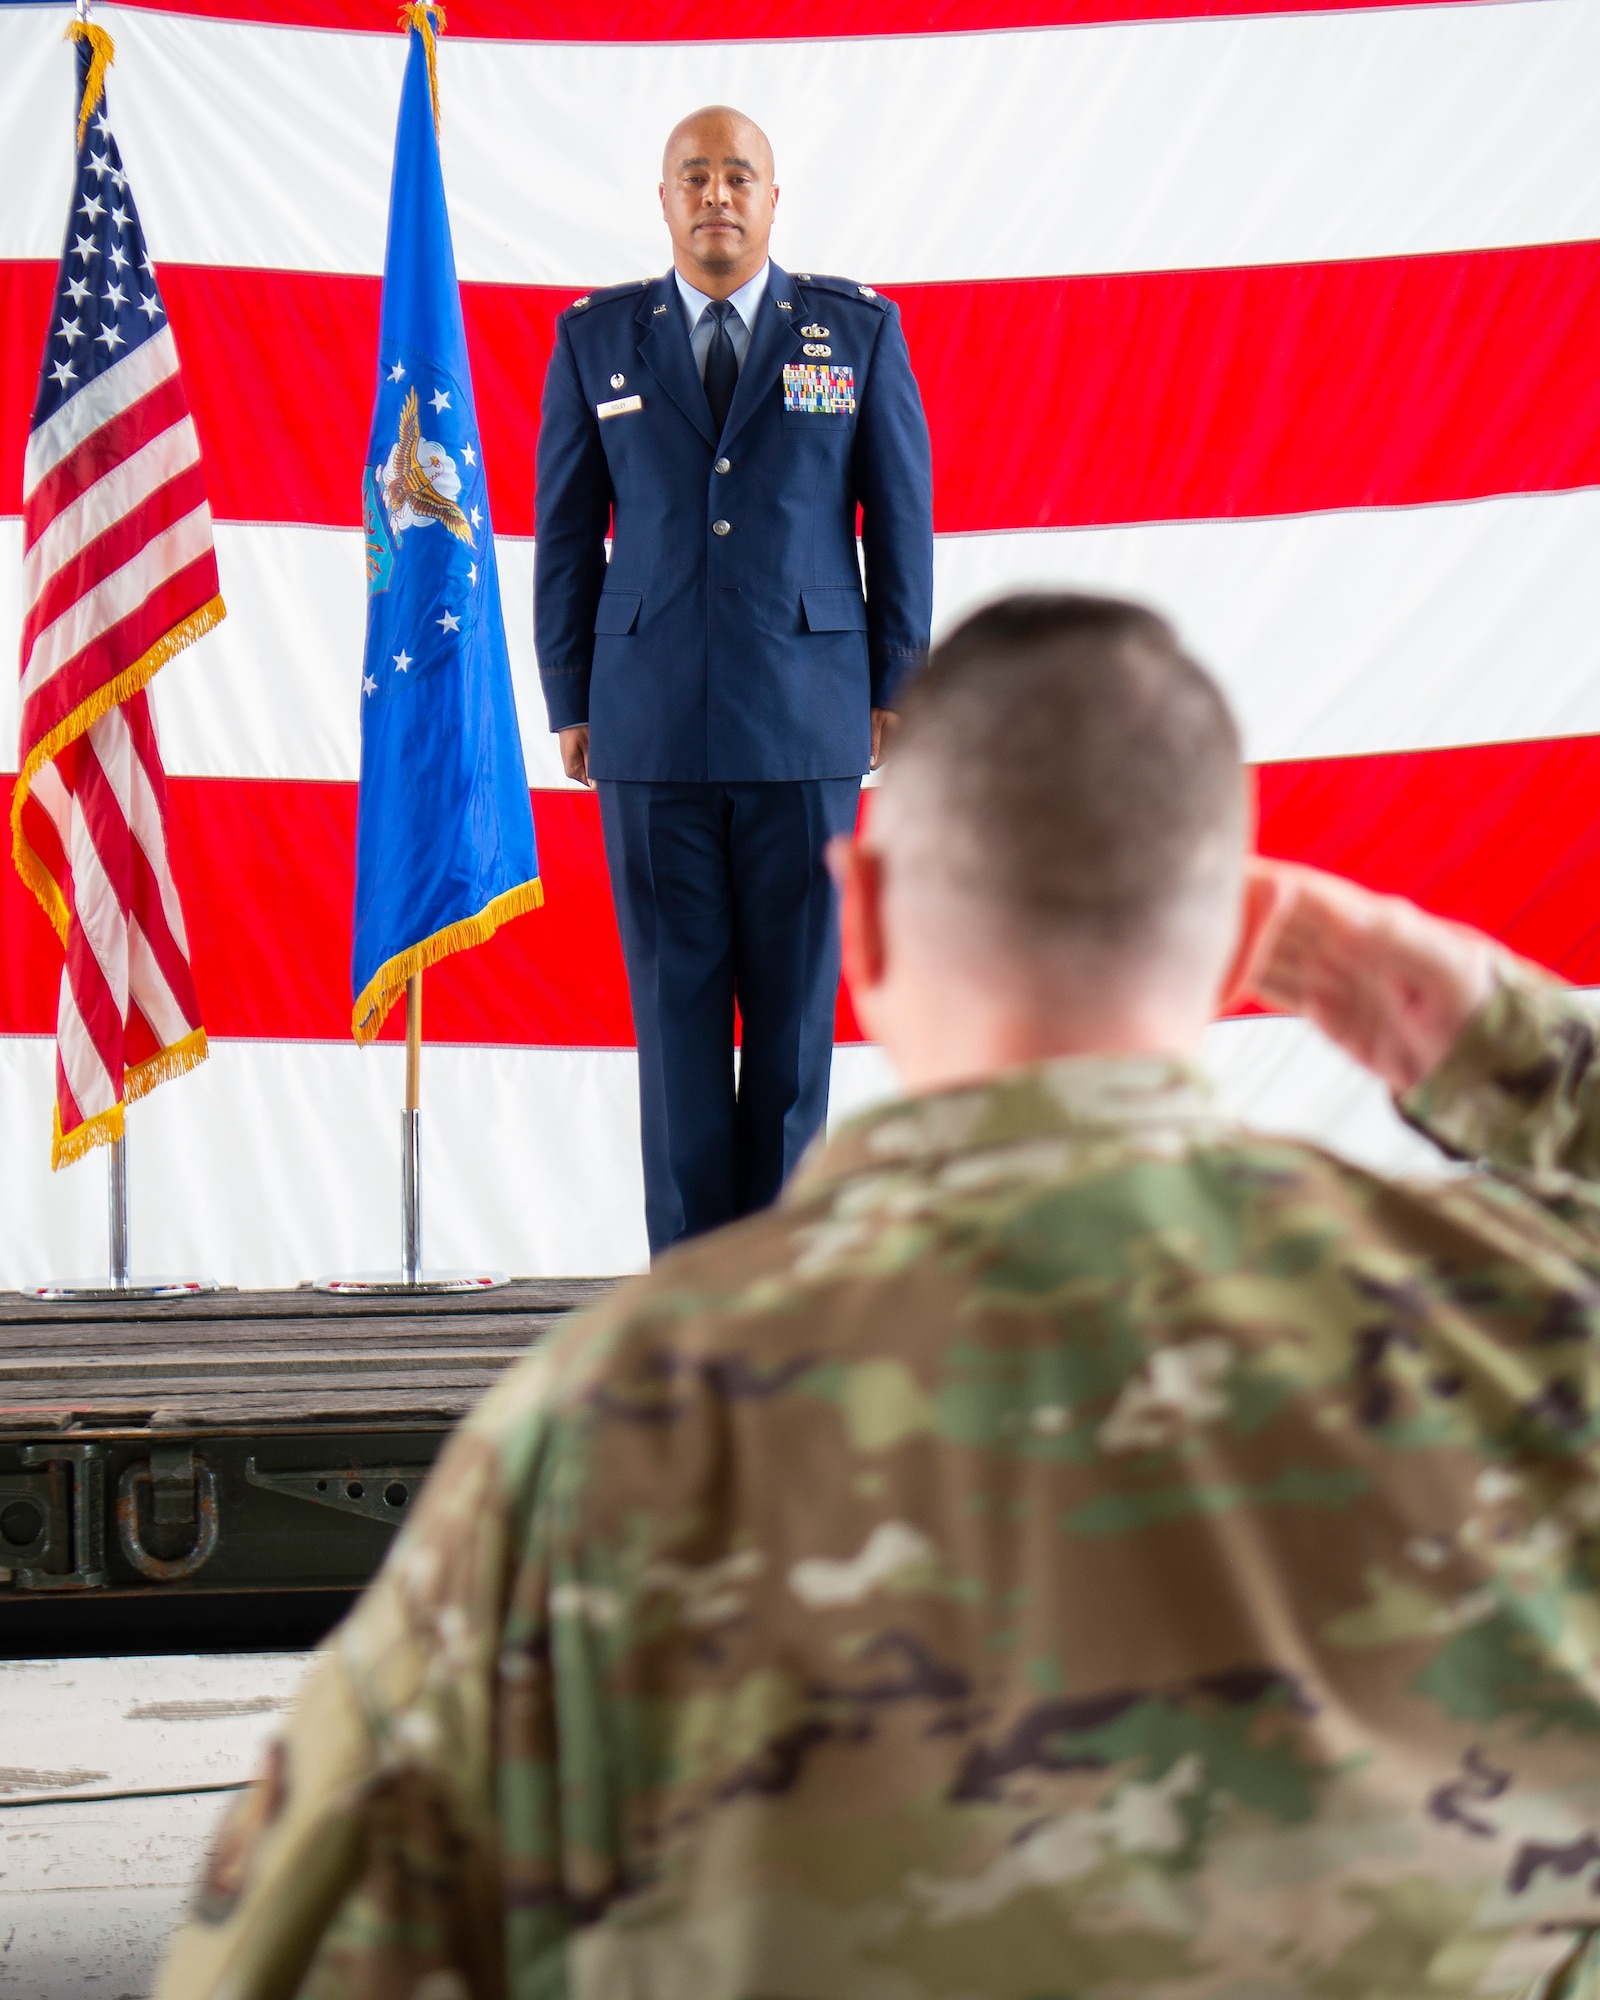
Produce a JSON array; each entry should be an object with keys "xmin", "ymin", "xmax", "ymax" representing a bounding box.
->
[{"xmin": 352, "ymin": 5, "xmax": 540, "ymax": 1044}]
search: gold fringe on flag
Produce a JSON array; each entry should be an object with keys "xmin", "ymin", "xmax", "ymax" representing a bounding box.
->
[
  {"xmin": 351, "ymin": 876, "xmax": 544, "ymax": 1047},
  {"xmin": 65, "ymin": 20, "xmax": 116, "ymax": 152},
  {"xmin": 398, "ymin": 4, "xmax": 446, "ymax": 138},
  {"xmin": 51, "ymin": 1029, "xmax": 210, "ymax": 1170},
  {"xmin": 10, "ymin": 596, "xmax": 227, "ymax": 946}
]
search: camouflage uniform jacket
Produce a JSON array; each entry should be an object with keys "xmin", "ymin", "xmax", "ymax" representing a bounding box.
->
[{"xmin": 160, "ymin": 972, "xmax": 1600, "ymax": 2000}]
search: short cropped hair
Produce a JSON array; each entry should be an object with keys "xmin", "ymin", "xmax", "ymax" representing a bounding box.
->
[{"xmin": 882, "ymin": 592, "xmax": 1246, "ymax": 958}]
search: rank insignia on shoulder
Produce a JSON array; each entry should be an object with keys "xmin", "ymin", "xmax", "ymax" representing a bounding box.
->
[
  {"xmin": 573, "ymin": 295, "xmax": 591, "ymax": 309},
  {"xmin": 803, "ymin": 341, "xmax": 832, "ymax": 358},
  {"xmin": 858, "ymin": 284, "xmax": 878, "ymax": 298},
  {"xmin": 783, "ymin": 362, "xmax": 855, "ymax": 415},
  {"xmin": 800, "ymin": 323, "xmax": 829, "ymax": 338}
]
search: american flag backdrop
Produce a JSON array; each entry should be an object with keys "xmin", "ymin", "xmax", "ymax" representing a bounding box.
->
[
  {"xmin": 1, "ymin": 0, "xmax": 1598, "ymax": 1280},
  {"xmin": 13, "ymin": 19, "xmax": 219, "ymax": 1170}
]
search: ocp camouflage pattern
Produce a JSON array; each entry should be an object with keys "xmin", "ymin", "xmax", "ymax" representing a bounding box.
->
[{"xmin": 159, "ymin": 971, "xmax": 1600, "ymax": 2000}]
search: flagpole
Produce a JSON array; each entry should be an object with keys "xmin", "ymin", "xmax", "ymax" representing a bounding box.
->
[
  {"xmin": 401, "ymin": 973, "xmax": 422, "ymax": 1284},
  {"xmin": 108, "ymin": 1136, "xmax": 129, "ymax": 1289}
]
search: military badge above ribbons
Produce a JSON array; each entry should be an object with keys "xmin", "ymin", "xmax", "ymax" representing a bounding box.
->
[{"xmin": 344, "ymin": 4, "xmax": 540, "ymax": 1285}]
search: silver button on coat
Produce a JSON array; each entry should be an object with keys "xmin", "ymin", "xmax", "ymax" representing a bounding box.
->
[
  {"xmin": 714, "ymin": 457, "xmax": 731, "ymax": 474},
  {"xmin": 711, "ymin": 519, "xmax": 731, "ymax": 536}
]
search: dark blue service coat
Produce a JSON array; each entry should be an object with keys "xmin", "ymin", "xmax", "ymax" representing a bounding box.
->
[{"xmin": 533, "ymin": 262, "xmax": 934, "ymax": 780}]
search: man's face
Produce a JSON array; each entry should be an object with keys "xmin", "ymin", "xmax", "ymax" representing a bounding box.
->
[{"xmin": 659, "ymin": 114, "xmax": 777, "ymax": 291}]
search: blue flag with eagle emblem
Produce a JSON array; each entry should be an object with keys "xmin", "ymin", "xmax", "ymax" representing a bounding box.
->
[{"xmin": 352, "ymin": 5, "xmax": 539, "ymax": 1045}]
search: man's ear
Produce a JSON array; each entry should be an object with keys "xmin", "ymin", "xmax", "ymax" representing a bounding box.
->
[
  {"xmin": 829, "ymin": 836, "xmax": 888, "ymax": 1031},
  {"xmin": 1216, "ymin": 859, "xmax": 1290, "ymax": 1016}
]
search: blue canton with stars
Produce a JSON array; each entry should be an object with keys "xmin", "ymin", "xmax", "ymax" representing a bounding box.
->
[
  {"xmin": 32, "ymin": 40, "xmax": 167, "ymax": 432},
  {"xmin": 350, "ymin": 12, "xmax": 538, "ymax": 1038}
]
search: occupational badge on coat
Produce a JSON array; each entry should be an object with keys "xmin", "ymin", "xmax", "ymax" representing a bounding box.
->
[
  {"xmin": 803, "ymin": 341, "xmax": 832, "ymax": 358},
  {"xmin": 800, "ymin": 323, "xmax": 829, "ymax": 338},
  {"xmin": 783, "ymin": 363, "xmax": 856, "ymax": 415}
]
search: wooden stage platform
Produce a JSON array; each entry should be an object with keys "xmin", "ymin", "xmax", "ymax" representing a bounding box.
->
[{"xmin": 0, "ymin": 1280, "xmax": 609, "ymax": 1655}]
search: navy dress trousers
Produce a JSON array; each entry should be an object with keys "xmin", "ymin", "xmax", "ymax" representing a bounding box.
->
[{"xmin": 534, "ymin": 259, "xmax": 935, "ymax": 1252}]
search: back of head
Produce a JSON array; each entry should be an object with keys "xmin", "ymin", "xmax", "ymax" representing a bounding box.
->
[{"xmin": 876, "ymin": 592, "xmax": 1247, "ymax": 1009}]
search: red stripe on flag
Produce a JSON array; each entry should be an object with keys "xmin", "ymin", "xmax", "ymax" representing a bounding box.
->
[
  {"xmin": 107, "ymin": 0, "xmax": 1497, "ymax": 41},
  {"xmin": 21, "ymin": 461, "xmax": 212, "ymax": 663},
  {"xmin": 123, "ymin": 692, "xmax": 207, "ymax": 1024},
  {"xmin": 9, "ymin": 244, "xmax": 1600, "ymax": 536},
  {"xmin": 22, "ymin": 374, "xmax": 194, "ymax": 553},
  {"xmin": 20, "ymin": 549, "xmax": 223, "ymax": 753},
  {"xmin": 145, "ymin": 243, "xmax": 1600, "ymax": 533},
  {"xmin": 6, "ymin": 740, "xmax": 1600, "ymax": 1047}
]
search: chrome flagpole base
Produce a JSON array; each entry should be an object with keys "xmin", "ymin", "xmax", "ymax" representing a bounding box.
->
[
  {"xmin": 312, "ymin": 1106, "xmax": 507, "ymax": 1293},
  {"xmin": 311, "ymin": 1272, "xmax": 509, "ymax": 1295},
  {"xmin": 20, "ymin": 1135, "xmax": 221, "ymax": 1299},
  {"xmin": 22, "ymin": 1279, "xmax": 225, "ymax": 1301}
]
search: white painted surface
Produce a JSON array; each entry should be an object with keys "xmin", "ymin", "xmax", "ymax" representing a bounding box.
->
[
  {"xmin": 9, "ymin": 495, "xmax": 1599, "ymax": 787},
  {"xmin": 0, "ymin": 1654, "xmax": 312, "ymax": 1805},
  {"xmin": 0, "ymin": 1655, "xmax": 309, "ymax": 2000}
]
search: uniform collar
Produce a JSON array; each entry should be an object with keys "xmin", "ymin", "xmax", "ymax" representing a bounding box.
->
[
  {"xmin": 673, "ymin": 259, "xmax": 771, "ymax": 333},
  {"xmin": 789, "ymin": 1052, "xmax": 1226, "ymax": 1199}
]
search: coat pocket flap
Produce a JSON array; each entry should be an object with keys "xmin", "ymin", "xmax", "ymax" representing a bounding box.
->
[
  {"xmin": 801, "ymin": 586, "xmax": 868, "ymax": 633},
  {"xmin": 593, "ymin": 591, "xmax": 642, "ymax": 636}
]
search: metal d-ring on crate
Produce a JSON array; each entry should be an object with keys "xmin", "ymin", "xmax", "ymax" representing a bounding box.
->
[{"xmin": 0, "ymin": 1277, "xmax": 610, "ymax": 1654}]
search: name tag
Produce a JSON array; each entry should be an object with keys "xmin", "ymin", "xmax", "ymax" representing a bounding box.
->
[
  {"xmin": 597, "ymin": 394, "xmax": 643, "ymax": 419},
  {"xmin": 784, "ymin": 364, "xmax": 855, "ymax": 415}
]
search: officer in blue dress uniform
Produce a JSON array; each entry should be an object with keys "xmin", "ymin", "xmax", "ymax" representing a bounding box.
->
[{"xmin": 534, "ymin": 106, "xmax": 935, "ymax": 1254}]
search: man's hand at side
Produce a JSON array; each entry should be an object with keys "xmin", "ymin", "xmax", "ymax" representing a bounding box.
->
[
  {"xmin": 870, "ymin": 709, "xmax": 899, "ymax": 770},
  {"xmin": 1240, "ymin": 859, "xmax": 1498, "ymax": 1097},
  {"xmin": 560, "ymin": 725, "xmax": 593, "ymax": 788}
]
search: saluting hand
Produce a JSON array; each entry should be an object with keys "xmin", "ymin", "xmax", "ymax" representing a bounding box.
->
[{"xmin": 1239, "ymin": 858, "xmax": 1499, "ymax": 1097}]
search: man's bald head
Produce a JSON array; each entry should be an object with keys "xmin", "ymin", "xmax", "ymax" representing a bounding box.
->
[
  {"xmin": 845, "ymin": 594, "xmax": 1253, "ymax": 1075},
  {"xmin": 662, "ymin": 106, "xmax": 774, "ymax": 182},
  {"xmin": 659, "ymin": 106, "xmax": 778, "ymax": 297}
]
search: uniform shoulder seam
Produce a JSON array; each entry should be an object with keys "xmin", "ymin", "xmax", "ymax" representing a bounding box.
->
[
  {"xmin": 791, "ymin": 273, "xmax": 891, "ymax": 308},
  {"xmin": 563, "ymin": 279, "xmax": 653, "ymax": 317}
]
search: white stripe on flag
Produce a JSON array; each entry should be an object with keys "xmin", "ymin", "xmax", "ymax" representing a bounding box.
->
[
  {"xmin": 21, "ymin": 501, "xmax": 216, "ymax": 700},
  {"xmin": 26, "ymin": 757, "xmax": 74, "ymax": 855},
  {"xmin": 127, "ymin": 915, "xmax": 189, "ymax": 1049},
  {"xmin": 22, "ymin": 328, "xmax": 181, "ymax": 505},
  {"xmin": 53, "ymin": 979, "xmax": 117, "ymax": 1128},
  {"xmin": 68, "ymin": 725, "xmax": 132, "ymax": 1020},
  {"xmin": 23, "ymin": 416, "xmax": 203, "ymax": 606},
  {"xmin": 5, "ymin": 4, "xmax": 1600, "ymax": 281},
  {"xmin": 126, "ymin": 719, "xmax": 192, "ymax": 959},
  {"xmin": 5, "ymin": 488, "xmax": 1594, "ymax": 786}
]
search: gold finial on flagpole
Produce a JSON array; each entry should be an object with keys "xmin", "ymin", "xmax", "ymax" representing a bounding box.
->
[
  {"xmin": 66, "ymin": 0, "xmax": 115, "ymax": 152},
  {"xmin": 398, "ymin": 4, "xmax": 447, "ymax": 139}
]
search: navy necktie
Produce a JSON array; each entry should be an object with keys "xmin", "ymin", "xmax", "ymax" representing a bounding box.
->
[{"xmin": 702, "ymin": 299, "xmax": 738, "ymax": 434}]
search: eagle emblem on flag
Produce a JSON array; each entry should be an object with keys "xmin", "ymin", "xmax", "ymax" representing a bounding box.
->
[{"xmin": 382, "ymin": 387, "xmax": 474, "ymax": 544}]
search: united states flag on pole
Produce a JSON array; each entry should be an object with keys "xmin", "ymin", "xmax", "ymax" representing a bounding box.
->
[{"xmin": 12, "ymin": 20, "xmax": 222, "ymax": 1170}]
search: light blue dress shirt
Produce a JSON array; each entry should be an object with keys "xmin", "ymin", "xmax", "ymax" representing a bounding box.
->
[{"xmin": 674, "ymin": 261, "xmax": 770, "ymax": 377}]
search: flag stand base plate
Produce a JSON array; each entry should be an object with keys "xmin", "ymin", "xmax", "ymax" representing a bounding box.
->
[
  {"xmin": 22, "ymin": 1278, "xmax": 224, "ymax": 1301},
  {"xmin": 310, "ymin": 1272, "xmax": 508, "ymax": 1295}
]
